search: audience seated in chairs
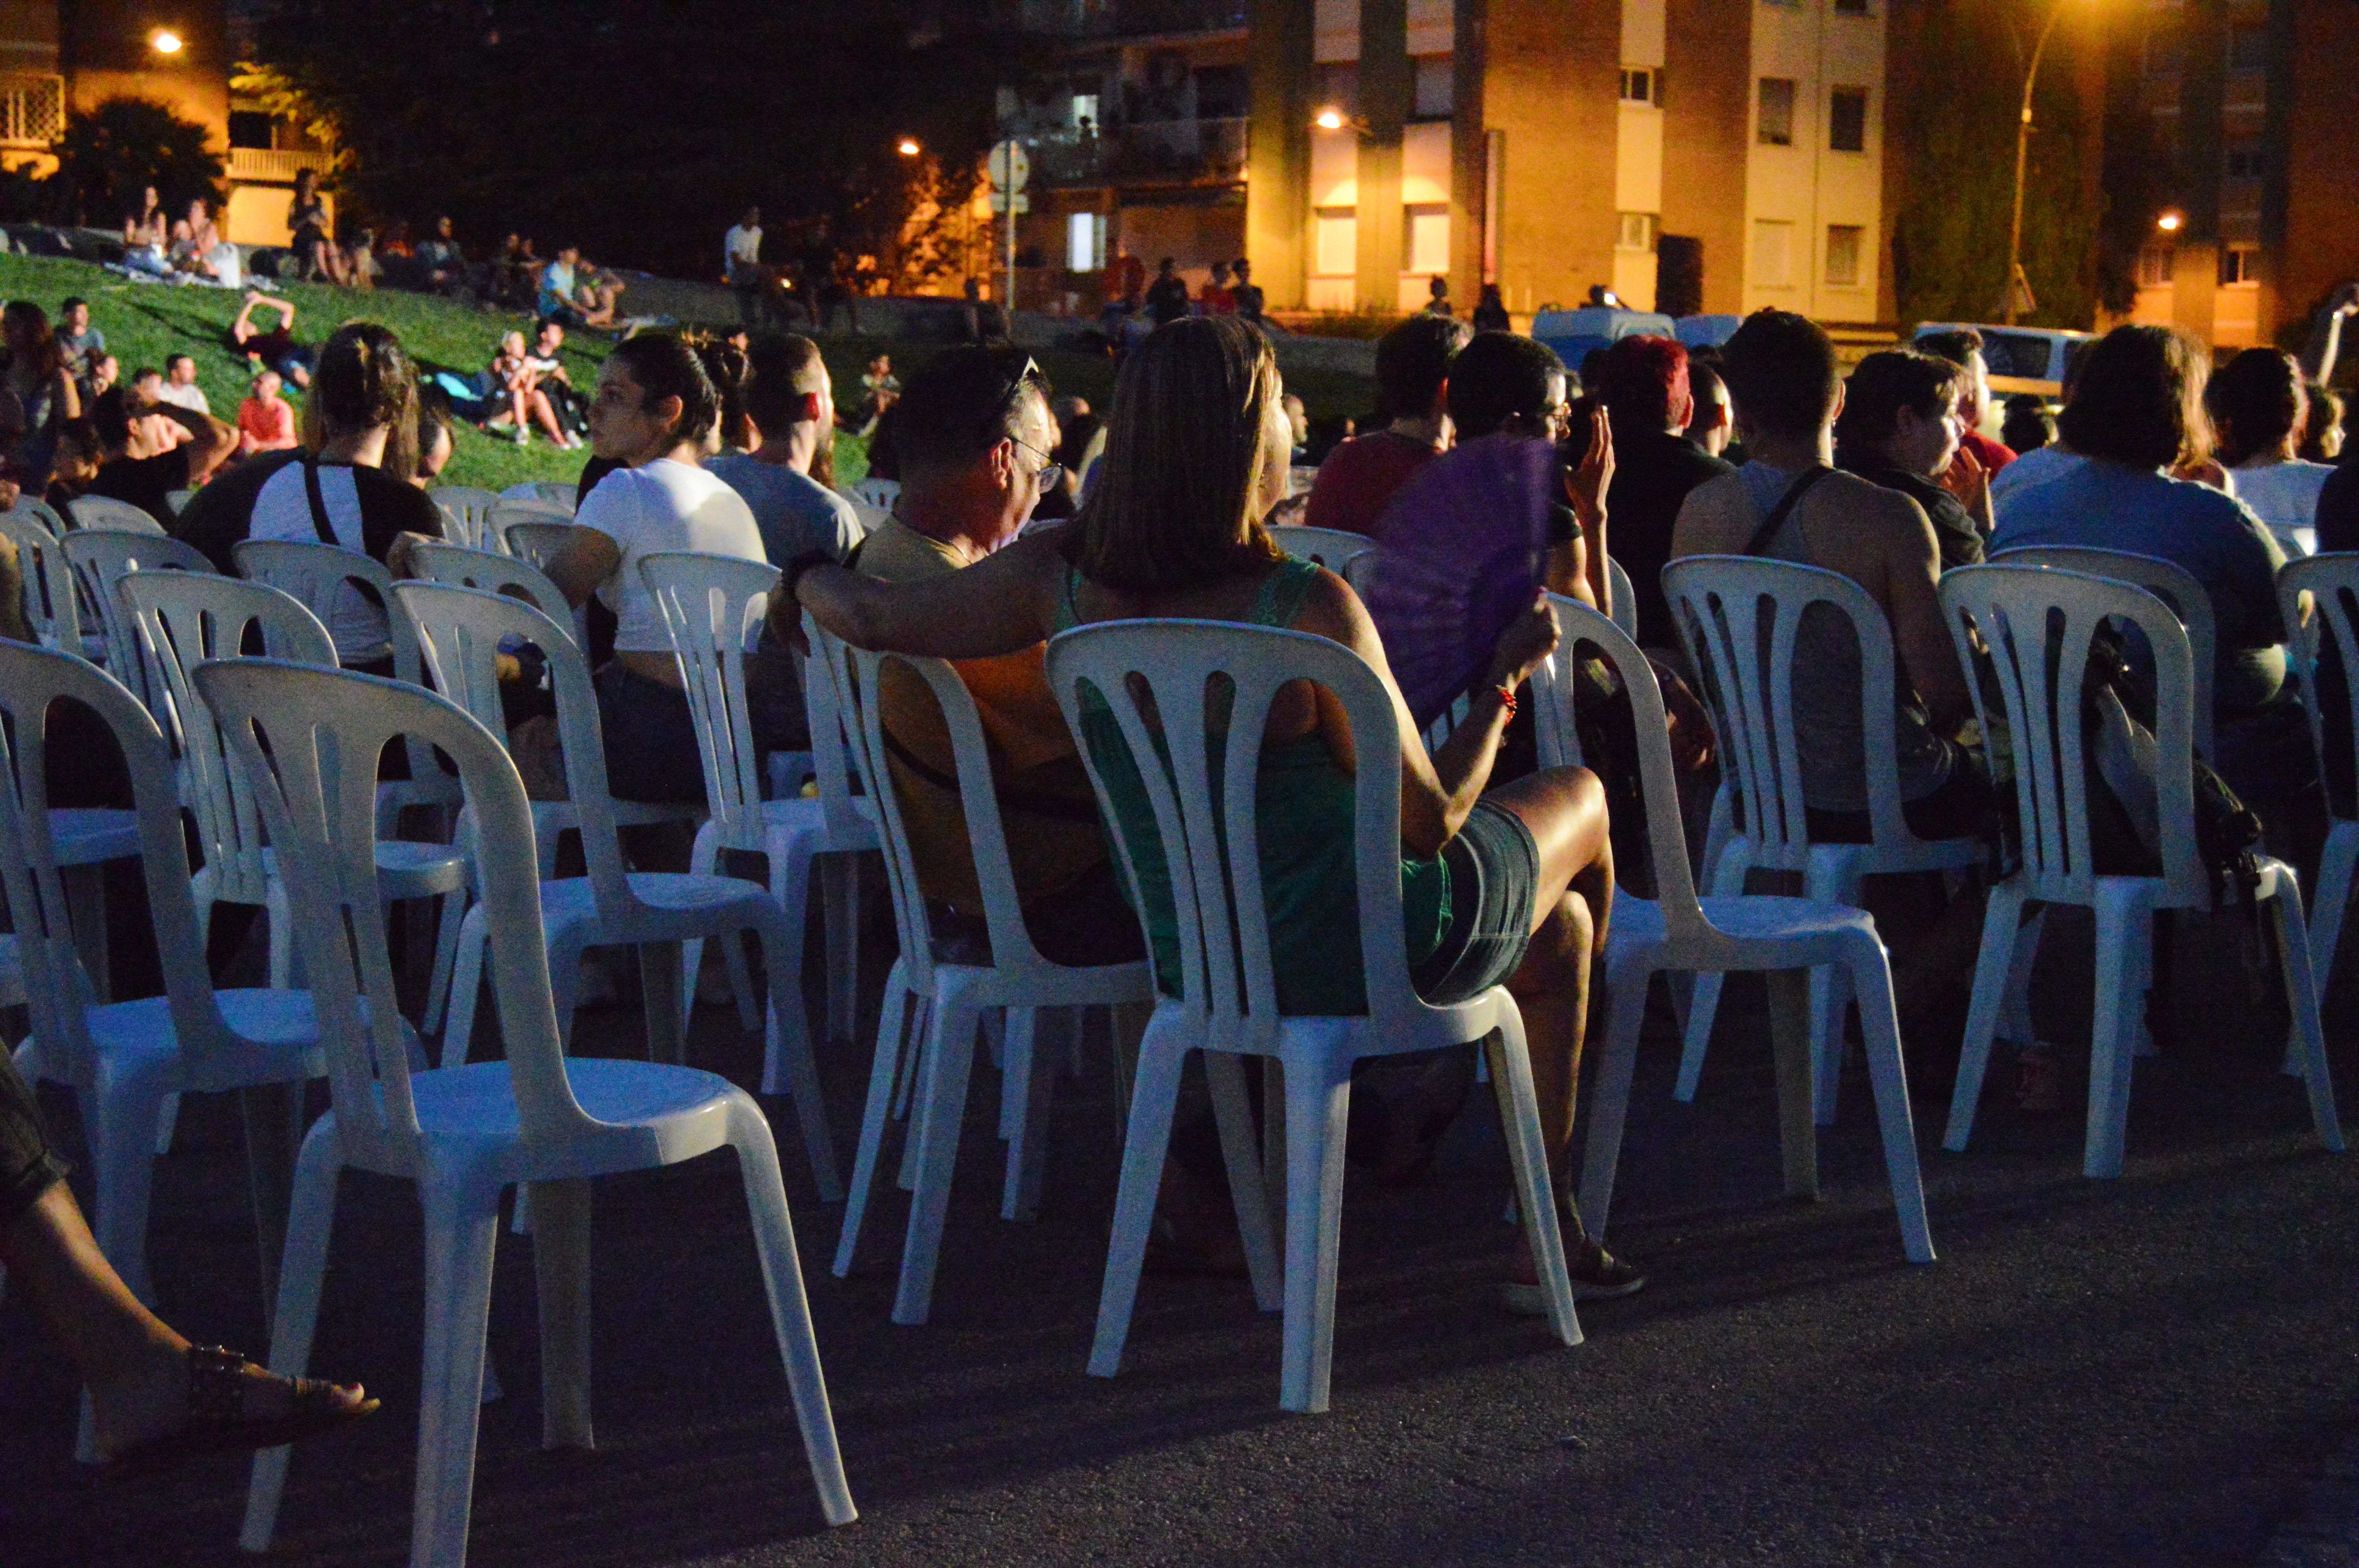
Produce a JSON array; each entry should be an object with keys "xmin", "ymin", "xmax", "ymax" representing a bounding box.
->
[
  {"xmin": 1834, "ymin": 348, "xmax": 1988, "ymax": 571},
  {"xmin": 1590, "ymin": 334, "xmax": 1735, "ymax": 652},
  {"xmin": 787, "ymin": 316, "xmax": 1639, "ymax": 1304},
  {"xmin": 1304, "ymin": 313, "xmax": 1468, "ymax": 538}
]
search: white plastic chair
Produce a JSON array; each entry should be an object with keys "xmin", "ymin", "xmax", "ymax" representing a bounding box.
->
[
  {"xmin": 1665, "ymin": 556, "xmax": 1987, "ymax": 1124},
  {"xmin": 1990, "ymin": 545, "xmax": 2217, "ymax": 759},
  {"xmin": 5, "ymin": 498, "xmax": 65, "ymax": 537},
  {"xmin": 1, "ymin": 507, "xmax": 87, "ymax": 654},
  {"xmin": 2279, "ymin": 554, "xmax": 2359, "ymax": 1005},
  {"xmin": 407, "ymin": 539, "xmax": 582, "ymax": 647},
  {"xmin": 501, "ymin": 480, "xmax": 578, "ymax": 511},
  {"xmin": 0, "ymin": 641, "xmax": 326, "ymax": 1306},
  {"xmin": 65, "ymin": 494, "xmax": 166, "ymax": 535},
  {"xmin": 1267, "ymin": 524, "xmax": 1378, "ymax": 593},
  {"xmin": 1606, "ymin": 555, "xmax": 1637, "ymax": 640},
  {"xmin": 199, "ymin": 659, "xmax": 855, "ymax": 1568},
  {"xmin": 165, "ymin": 487, "xmax": 195, "ymax": 517},
  {"xmin": 427, "ymin": 486, "xmax": 504, "ymax": 553},
  {"xmin": 813, "ymin": 626, "xmax": 1152, "ymax": 1325},
  {"xmin": 637, "ymin": 554, "xmax": 873, "ymax": 1065},
  {"xmin": 501, "ymin": 518, "xmax": 575, "ymax": 572},
  {"xmin": 1046, "ymin": 619, "xmax": 1578, "ymax": 1413},
  {"xmin": 57, "ymin": 528, "xmax": 212, "ymax": 701},
  {"xmin": 844, "ymin": 477, "xmax": 899, "ymax": 514},
  {"xmin": 1937, "ymin": 564, "xmax": 2342, "ymax": 1177},
  {"xmin": 1526, "ymin": 598, "xmax": 1935, "ymax": 1261},
  {"xmin": 391, "ymin": 583, "xmax": 841, "ymax": 1198}
]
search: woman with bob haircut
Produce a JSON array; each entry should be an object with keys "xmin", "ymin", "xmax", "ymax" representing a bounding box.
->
[
  {"xmin": 2205, "ymin": 347, "xmax": 2333, "ymax": 557},
  {"xmin": 1833, "ymin": 348, "xmax": 1985, "ymax": 570},
  {"xmin": 785, "ymin": 314, "xmax": 1637, "ymax": 1304},
  {"xmin": 1991, "ymin": 325, "xmax": 2302, "ymax": 815}
]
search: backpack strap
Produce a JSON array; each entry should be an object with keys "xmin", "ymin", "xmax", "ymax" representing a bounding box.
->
[{"xmin": 1741, "ymin": 465, "xmax": 1836, "ymax": 558}]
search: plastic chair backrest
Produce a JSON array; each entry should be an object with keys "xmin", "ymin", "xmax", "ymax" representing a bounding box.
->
[
  {"xmin": 4, "ymin": 500, "xmax": 61, "ymax": 538},
  {"xmin": 406, "ymin": 540, "xmax": 577, "ymax": 643},
  {"xmin": 427, "ymin": 486, "xmax": 503, "ymax": 553},
  {"xmin": 391, "ymin": 581, "xmax": 634, "ymax": 909},
  {"xmin": 1044, "ymin": 619, "xmax": 1421, "ymax": 1044},
  {"xmin": 1606, "ymin": 556, "xmax": 1637, "ymax": 639},
  {"xmin": 1663, "ymin": 555, "xmax": 1930, "ymax": 869},
  {"xmin": 798, "ymin": 615, "xmax": 868, "ymax": 842},
  {"xmin": 0, "ymin": 508, "xmax": 82, "ymax": 652},
  {"xmin": 0, "ymin": 642, "xmax": 231, "ymax": 1092},
  {"xmin": 120, "ymin": 571, "xmax": 337, "ymax": 909},
  {"xmin": 636, "ymin": 552, "xmax": 775, "ymax": 847},
  {"xmin": 165, "ymin": 488, "xmax": 194, "ymax": 517},
  {"xmin": 1990, "ymin": 544, "xmax": 2216, "ymax": 757},
  {"xmin": 812, "ymin": 624, "xmax": 1065, "ymax": 989},
  {"xmin": 502, "ymin": 519, "xmax": 576, "ymax": 571},
  {"xmin": 504, "ymin": 481, "xmax": 578, "ymax": 511},
  {"xmin": 195, "ymin": 658, "xmax": 598, "ymax": 1170},
  {"xmin": 1939, "ymin": 564, "xmax": 2204, "ymax": 907},
  {"xmin": 57, "ymin": 529, "xmax": 212, "ymax": 705},
  {"xmin": 846, "ymin": 477, "xmax": 900, "ymax": 513},
  {"xmin": 2279, "ymin": 553, "xmax": 2359, "ymax": 826},
  {"xmin": 1267, "ymin": 524, "xmax": 1378, "ymax": 591},
  {"xmin": 66, "ymin": 494, "xmax": 166, "ymax": 535}
]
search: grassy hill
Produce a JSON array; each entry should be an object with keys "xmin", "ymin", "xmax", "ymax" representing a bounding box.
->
[{"xmin": 0, "ymin": 253, "xmax": 1374, "ymax": 493}]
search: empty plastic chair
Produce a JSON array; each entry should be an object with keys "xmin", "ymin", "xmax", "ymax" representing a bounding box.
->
[
  {"xmin": 57, "ymin": 528, "xmax": 213, "ymax": 703},
  {"xmin": 427, "ymin": 486, "xmax": 503, "ymax": 553},
  {"xmin": 5, "ymin": 498, "xmax": 64, "ymax": 537},
  {"xmin": 1525, "ymin": 597, "xmax": 1935, "ymax": 1261},
  {"xmin": 1937, "ymin": 564, "xmax": 2342, "ymax": 1177},
  {"xmin": 1, "ymin": 508, "xmax": 86, "ymax": 655},
  {"xmin": 65, "ymin": 494, "xmax": 166, "ymax": 535},
  {"xmin": 2280, "ymin": 553, "xmax": 2359, "ymax": 1003},
  {"xmin": 1267, "ymin": 523, "xmax": 1377, "ymax": 593},
  {"xmin": 501, "ymin": 518, "xmax": 575, "ymax": 572},
  {"xmin": 1046, "ymin": 619, "xmax": 1579, "ymax": 1413},
  {"xmin": 200, "ymin": 658, "xmax": 854, "ymax": 1568}
]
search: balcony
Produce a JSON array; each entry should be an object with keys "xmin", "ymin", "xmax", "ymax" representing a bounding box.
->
[
  {"xmin": 0, "ymin": 76, "xmax": 62, "ymax": 150},
  {"xmin": 228, "ymin": 147, "xmax": 317, "ymax": 185},
  {"xmin": 1014, "ymin": 0, "xmax": 1247, "ymax": 39},
  {"xmin": 1031, "ymin": 116, "xmax": 1247, "ymax": 187}
]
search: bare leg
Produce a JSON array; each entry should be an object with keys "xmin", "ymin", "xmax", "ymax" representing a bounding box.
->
[{"xmin": 529, "ymin": 388, "xmax": 567, "ymax": 443}]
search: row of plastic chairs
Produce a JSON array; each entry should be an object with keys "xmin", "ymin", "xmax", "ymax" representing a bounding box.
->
[{"xmin": 426, "ymin": 485, "xmax": 574, "ymax": 557}]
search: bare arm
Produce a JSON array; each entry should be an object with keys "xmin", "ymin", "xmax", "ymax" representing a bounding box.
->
[
  {"xmin": 785, "ymin": 531, "xmax": 1066, "ymax": 658},
  {"xmin": 1875, "ymin": 492, "xmax": 1971, "ymax": 721},
  {"xmin": 546, "ymin": 525, "xmax": 622, "ymax": 609},
  {"xmin": 180, "ymin": 410, "xmax": 237, "ymax": 485}
]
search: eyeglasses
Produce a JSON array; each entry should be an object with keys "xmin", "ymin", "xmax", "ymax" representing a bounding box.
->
[{"xmin": 1010, "ymin": 433, "xmax": 1063, "ymax": 494}]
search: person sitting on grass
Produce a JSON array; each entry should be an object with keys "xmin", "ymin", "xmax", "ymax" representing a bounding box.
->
[
  {"xmin": 236, "ymin": 368, "xmax": 299, "ymax": 456},
  {"xmin": 228, "ymin": 291, "xmax": 315, "ymax": 390},
  {"xmin": 156, "ymin": 352, "xmax": 210, "ymax": 417},
  {"xmin": 54, "ymin": 297, "xmax": 103, "ymax": 380},
  {"xmin": 59, "ymin": 384, "xmax": 236, "ymax": 524},
  {"xmin": 784, "ymin": 316, "xmax": 1638, "ymax": 1302},
  {"xmin": 488, "ymin": 329, "xmax": 578, "ymax": 448},
  {"xmin": 124, "ymin": 368, "xmax": 189, "ymax": 454}
]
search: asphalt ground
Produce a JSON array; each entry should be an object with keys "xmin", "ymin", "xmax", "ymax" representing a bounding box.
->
[{"xmin": 7, "ymin": 897, "xmax": 2359, "ymax": 1567}]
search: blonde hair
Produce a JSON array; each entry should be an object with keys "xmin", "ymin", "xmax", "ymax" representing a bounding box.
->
[{"xmin": 1064, "ymin": 315, "xmax": 1285, "ymax": 593}]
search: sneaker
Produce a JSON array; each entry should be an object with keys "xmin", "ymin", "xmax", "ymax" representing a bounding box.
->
[
  {"xmin": 513, "ymin": 428, "xmax": 531, "ymax": 446},
  {"xmin": 2016, "ymin": 1049, "xmax": 2064, "ymax": 1113},
  {"xmin": 1566, "ymin": 1234, "xmax": 1647, "ymax": 1298}
]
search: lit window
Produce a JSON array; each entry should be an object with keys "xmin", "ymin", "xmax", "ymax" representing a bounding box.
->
[
  {"xmin": 1070, "ymin": 93, "xmax": 1098, "ymax": 130},
  {"xmin": 1829, "ymin": 87, "xmax": 1868, "ymax": 153},
  {"xmin": 1825, "ymin": 224, "xmax": 1863, "ymax": 287},
  {"xmin": 1067, "ymin": 212, "xmax": 1106, "ymax": 273},
  {"xmin": 1620, "ymin": 68, "xmax": 1654, "ymax": 105},
  {"xmin": 1405, "ymin": 206, "xmax": 1451, "ymax": 274},
  {"xmin": 2220, "ymin": 243, "xmax": 2261, "ymax": 285},
  {"xmin": 1617, "ymin": 212, "xmax": 1659, "ymax": 252},
  {"xmin": 1314, "ymin": 209, "xmax": 1357, "ymax": 277},
  {"xmin": 2135, "ymin": 245, "xmax": 2173, "ymax": 288},
  {"xmin": 1758, "ymin": 78, "xmax": 1796, "ymax": 146}
]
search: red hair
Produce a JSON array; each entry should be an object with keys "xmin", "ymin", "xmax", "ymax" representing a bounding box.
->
[{"xmin": 1594, "ymin": 335, "xmax": 1692, "ymax": 434}]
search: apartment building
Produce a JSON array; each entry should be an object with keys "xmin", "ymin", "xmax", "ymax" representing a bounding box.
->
[
  {"xmin": 1000, "ymin": 0, "xmax": 1889, "ymax": 323},
  {"xmin": 2119, "ymin": 0, "xmax": 2357, "ymax": 353}
]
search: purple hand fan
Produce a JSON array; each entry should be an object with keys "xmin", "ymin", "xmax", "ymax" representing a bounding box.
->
[{"xmin": 1358, "ymin": 432, "xmax": 1560, "ymax": 730}]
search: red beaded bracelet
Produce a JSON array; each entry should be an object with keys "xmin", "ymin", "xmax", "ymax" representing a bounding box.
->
[{"xmin": 1494, "ymin": 683, "xmax": 1518, "ymax": 715}]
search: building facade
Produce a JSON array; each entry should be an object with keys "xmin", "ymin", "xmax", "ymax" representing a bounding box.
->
[{"xmin": 1001, "ymin": 0, "xmax": 1890, "ymax": 324}]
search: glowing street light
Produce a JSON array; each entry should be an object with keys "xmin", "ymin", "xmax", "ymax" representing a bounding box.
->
[
  {"xmin": 897, "ymin": 138, "xmax": 921, "ymax": 158},
  {"xmin": 149, "ymin": 28, "xmax": 182, "ymax": 53},
  {"xmin": 2157, "ymin": 210, "xmax": 2185, "ymax": 233},
  {"xmin": 1314, "ymin": 107, "xmax": 1345, "ymax": 131}
]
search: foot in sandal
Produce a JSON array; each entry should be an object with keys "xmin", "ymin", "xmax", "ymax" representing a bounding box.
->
[{"xmin": 95, "ymin": 1340, "xmax": 377, "ymax": 1477}]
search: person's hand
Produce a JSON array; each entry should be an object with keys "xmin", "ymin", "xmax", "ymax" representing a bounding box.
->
[
  {"xmin": 1485, "ymin": 590, "xmax": 1562, "ymax": 691},
  {"xmin": 1565, "ymin": 404, "xmax": 1613, "ymax": 526},
  {"xmin": 2172, "ymin": 454, "xmax": 2231, "ymax": 490},
  {"xmin": 1647, "ymin": 652, "xmax": 1714, "ymax": 772},
  {"xmin": 0, "ymin": 477, "xmax": 22, "ymax": 513},
  {"xmin": 1939, "ymin": 444, "xmax": 1989, "ymax": 516},
  {"xmin": 384, "ymin": 530, "xmax": 434, "ymax": 579}
]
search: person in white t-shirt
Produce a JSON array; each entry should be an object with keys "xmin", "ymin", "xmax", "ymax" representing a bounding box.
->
[
  {"xmin": 545, "ymin": 333, "xmax": 783, "ymax": 804},
  {"xmin": 724, "ymin": 205, "xmax": 769, "ymax": 330},
  {"xmin": 2208, "ymin": 347, "xmax": 2335, "ymax": 557},
  {"xmin": 154, "ymin": 354, "xmax": 209, "ymax": 416}
]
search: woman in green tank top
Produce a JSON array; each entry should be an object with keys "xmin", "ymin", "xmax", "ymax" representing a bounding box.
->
[{"xmin": 785, "ymin": 317, "xmax": 1639, "ymax": 1303}]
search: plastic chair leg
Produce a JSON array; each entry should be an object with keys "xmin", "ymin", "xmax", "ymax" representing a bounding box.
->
[
  {"xmin": 1996, "ymin": 906, "xmax": 2047, "ymax": 1050},
  {"xmin": 1277, "ymin": 1048, "xmax": 1355, "ymax": 1414},
  {"xmin": 751, "ymin": 912, "xmax": 841, "ymax": 1203},
  {"xmin": 241, "ymin": 1129, "xmax": 343, "ymax": 1553},
  {"xmin": 442, "ymin": 905, "xmax": 490, "ymax": 1067},
  {"xmin": 727, "ymin": 1097, "xmax": 858, "ymax": 1527},
  {"xmin": 2083, "ymin": 892, "xmax": 2151, "ymax": 1179},
  {"xmin": 1845, "ymin": 938, "xmax": 1935, "ymax": 1263},
  {"xmin": 1674, "ymin": 838, "xmax": 1751, "ymax": 1101},
  {"xmin": 834, "ymin": 968, "xmax": 910, "ymax": 1277},
  {"xmin": 91, "ymin": 1080, "xmax": 167, "ymax": 1306},
  {"xmin": 2267, "ymin": 883, "xmax": 2346, "ymax": 1152},
  {"xmin": 420, "ymin": 887, "xmax": 468, "ymax": 1036},
  {"xmin": 677, "ymin": 823, "xmax": 723, "ymax": 1039},
  {"xmin": 1088, "ymin": 1025, "xmax": 1190, "ymax": 1379},
  {"xmin": 1944, "ymin": 884, "xmax": 2028, "ymax": 1153},
  {"xmin": 410, "ymin": 1181, "xmax": 502, "ymax": 1568},
  {"xmin": 821, "ymin": 853, "xmax": 860, "ymax": 1047},
  {"xmin": 1576, "ymin": 953, "xmax": 1657, "ymax": 1242},
  {"xmin": 1805, "ymin": 857, "xmax": 1863, "ymax": 1127},
  {"xmin": 1000, "ymin": 1008, "xmax": 1054, "ymax": 1221},
  {"xmin": 2312, "ymin": 827, "xmax": 2358, "ymax": 987},
  {"xmin": 1205, "ymin": 1051, "xmax": 1281, "ymax": 1312},
  {"xmin": 530, "ymin": 1178, "xmax": 594, "ymax": 1450},
  {"xmin": 893, "ymin": 987, "xmax": 983, "ymax": 1325},
  {"xmin": 1491, "ymin": 1009, "xmax": 1579, "ymax": 1350},
  {"xmin": 640, "ymin": 942, "xmax": 685, "ymax": 1066}
]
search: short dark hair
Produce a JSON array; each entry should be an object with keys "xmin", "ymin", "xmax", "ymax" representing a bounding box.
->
[
  {"xmin": 1375, "ymin": 313, "xmax": 1471, "ymax": 424},
  {"xmin": 164, "ymin": 352, "xmax": 193, "ymax": 374},
  {"xmin": 744, "ymin": 333, "xmax": 827, "ymax": 434},
  {"xmin": 607, "ymin": 332, "xmax": 722, "ymax": 446},
  {"xmin": 1688, "ymin": 360, "xmax": 1727, "ymax": 411},
  {"xmin": 60, "ymin": 296, "xmax": 84, "ymax": 313},
  {"xmin": 89, "ymin": 391, "xmax": 131, "ymax": 452},
  {"xmin": 2000, "ymin": 393, "xmax": 2055, "ymax": 454},
  {"xmin": 1834, "ymin": 350, "xmax": 1963, "ymax": 454},
  {"xmin": 2056, "ymin": 325, "xmax": 2211, "ymax": 470},
  {"xmin": 2203, "ymin": 347, "xmax": 2306, "ymax": 467},
  {"xmin": 1445, "ymin": 331, "xmax": 1566, "ymax": 439},
  {"xmin": 892, "ymin": 345, "xmax": 1050, "ymax": 475},
  {"xmin": 1593, "ymin": 335, "xmax": 1691, "ymax": 434},
  {"xmin": 130, "ymin": 365, "xmax": 161, "ymax": 385},
  {"xmin": 1721, "ymin": 309, "xmax": 1841, "ymax": 441},
  {"xmin": 1915, "ymin": 327, "xmax": 1985, "ymax": 365}
]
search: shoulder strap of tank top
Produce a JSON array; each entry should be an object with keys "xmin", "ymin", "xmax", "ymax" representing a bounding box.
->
[
  {"xmin": 1252, "ymin": 556, "xmax": 1321, "ymax": 627},
  {"xmin": 1741, "ymin": 465, "xmax": 1835, "ymax": 557},
  {"xmin": 300, "ymin": 458, "xmax": 341, "ymax": 547}
]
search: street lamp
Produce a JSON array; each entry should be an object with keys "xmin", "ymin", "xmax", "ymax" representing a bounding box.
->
[
  {"xmin": 148, "ymin": 28, "xmax": 182, "ymax": 53},
  {"xmin": 897, "ymin": 138, "xmax": 921, "ymax": 158},
  {"xmin": 1314, "ymin": 107, "xmax": 1345, "ymax": 131},
  {"xmin": 2003, "ymin": 0, "xmax": 2093, "ymax": 325},
  {"xmin": 2156, "ymin": 209, "xmax": 2184, "ymax": 233}
]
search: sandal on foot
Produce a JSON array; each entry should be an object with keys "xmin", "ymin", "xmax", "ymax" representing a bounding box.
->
[{"xmin": 107, "ymin": 1345, "xmax": 378, "ymax": 1479}]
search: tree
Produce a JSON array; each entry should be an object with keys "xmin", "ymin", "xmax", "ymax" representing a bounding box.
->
[{"xmin": 53, "ymin": 98, "xmax": 225, "ymax": 228}]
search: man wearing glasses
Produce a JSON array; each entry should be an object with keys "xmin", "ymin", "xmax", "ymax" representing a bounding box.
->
[{"xmin": 850, "ymin": 349, "xmax": 1138, "ymax": 966}]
